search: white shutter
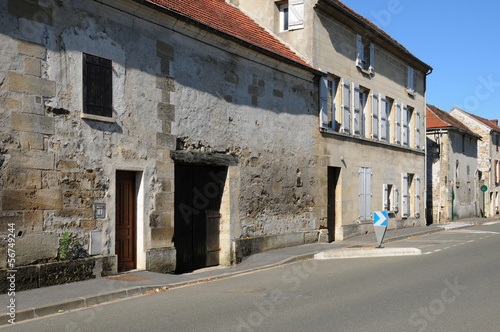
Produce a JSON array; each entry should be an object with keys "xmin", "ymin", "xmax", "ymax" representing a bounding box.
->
[
  {"xmin": 415, "ymin": 109, "xmax": 420, "ymax": 149},
  {"xmin": 383, "ymin": 184, "xmax": 389, "ymax": 211},
  {"xmin": 352, "ymin": 82, "xmax": 360, "ymax": 136},
  {"xmin": 319, "ymin": 77, "xmax": 328, "ymax": 128},
  {"xmin": 402, "ymin": 104, "xmax": 409, "ymax": 147},
  {"xmin": 356, "ymin": 35, "xmax": 364, "ymax": 68},
  {"xmin": 379, "ymin": 94, "xmax": 387, "ymax": 141},
  {"xmin": 366, "ymin": 168, "xmax": 372, "ymax": 220},
  {"xmin": 395, "ymin": 101, "xmax": 401, "ymax": 145},
  {"xmin": 415, "ymin": 175, "xmax": 421, "ymax": 218},
  {"xmin": 372, "ymin": 91, "xmax": 379, "ymax": 140},
  {"xmin": 359, "ymin": 168, "xmax": 365, "ymax": 220},
  {"xmin": 407, "ymin": 66, "xmax": 414, "ymax": 92},
  {"xmin": 288, "ymin": 0, "xmax": 304, "ymax": 30},
  {"xmin": 341, "ymin": 79, "xmax": 350, "ymax": 134},
  {"xmin": 394, "ymin": 185, "xmax": 399, "ymax": 213},
  {"xmin": 369, "ymin": 43, "xmax": 375, "ymax": 74},
  {"xmin": 402, "ymin": 173, "xmax": 408, "ymax": 218}
]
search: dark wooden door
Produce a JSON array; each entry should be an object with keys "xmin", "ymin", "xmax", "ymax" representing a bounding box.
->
[
  {"xmin": 328, "ymin": 167, "xmax": 340, "ymax": 242},
  {"xmin": 116, "ymin": 171, "xmax": 136, "ymax": 271},
  {"xmin": 174, "ymin": 165, "xmax": 226, "ymax": 272}
]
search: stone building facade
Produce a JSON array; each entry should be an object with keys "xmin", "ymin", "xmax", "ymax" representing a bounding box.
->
[
  {"xmin": 234, "ymin": 0, "xmax": 432, "ymax": 239},
  {"xmin": 0, "ymin": 0, "xmax": 323, "ymax": 277},
  {"xmin": 450, "ymin": 107, "xmax": 500, "ymax": 217},
  {"xmin": 426, "ymin": 105, "xmax": 480, "ymax": 223}
]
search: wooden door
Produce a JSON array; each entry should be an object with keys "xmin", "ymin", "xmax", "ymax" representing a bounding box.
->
[
  {"xmin": 327, "ymin": 167, "xmax": 340, "ymax": 242},
  {"xmin": 116, "ymin": 171, "xmax": 136, "ymax": 271},
  {"xmin": 174, "ymin": 165, "xmax": 226, "ymax": 272}
]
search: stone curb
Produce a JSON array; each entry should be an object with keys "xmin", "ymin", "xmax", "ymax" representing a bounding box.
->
[
  {"xmin": 314, "ymin": 247, "xmax": 422, "ymax": 260},
  {"xmin": 0, "ymin": 222, "xmax": 492, "ymax": 326}
]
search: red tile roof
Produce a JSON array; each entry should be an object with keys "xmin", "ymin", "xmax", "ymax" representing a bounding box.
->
[
  {"xmin": 142, "ymin": 0, "xmax": 317, "ymax": 72},
  {"xmin": 427, "ymin": 105, "xmax": 478, "ymax": 138}
]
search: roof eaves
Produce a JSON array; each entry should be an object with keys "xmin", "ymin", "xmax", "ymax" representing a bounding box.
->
[{"xmin": 133, "ymin": 0, "xmax": 324, "ymax": 77}]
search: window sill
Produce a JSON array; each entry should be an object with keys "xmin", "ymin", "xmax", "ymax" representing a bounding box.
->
[
  {"xmin": 81, "ymin": 112, "xmax": 116, "ymax": 123},
  {"xmin": 406, "ymin": 89, "xmax": 416, "ymax": 97},
  {"xmin": 356, "ymin": 64, "xmax": 374, "ymax": 76}
]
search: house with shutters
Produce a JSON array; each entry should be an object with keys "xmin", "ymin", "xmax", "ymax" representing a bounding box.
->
[
  {"xmin": 426, "ymin": 105, "xmax": 480, "ymax": 223},
  {"xmin": 0, "ymin": 0, "xmax": 325, "ymax": 286},
  {"xmin": 234, "ymin": 0, "xmax": 432, "ymax": 239},
  {"xmin": 449, "ymin": 107, "xmax": 500, "ymax": 217}
]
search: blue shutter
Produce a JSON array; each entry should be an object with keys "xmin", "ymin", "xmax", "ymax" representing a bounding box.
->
[
  {"xmin": 366, "ymin": 168, "xmax": 372, "ymax": 220},
  {"xmin": 402, "ymin": 104, "xmax": 409, "ymax": 147},
  {"xmin": 402, "ymin": 173, "xmax": 408, "ymax": 218},
  {"xmin": 415, "ymin": 109, "xmax": 420, "ymax": 149},
  {"xmin": 383, "ymin": 184, "xmax": 389, "ymax": 211},
  {"xmin": 341, "ymin": 79, "xmax": 350, "ymax": 134},
  {"xmin": 394, "ymin": 185, "xmax": 399, "ymax": 213},
  {"xmin": 415, "ymin": 175, "xmax": 420, "ymax": 218},
  {"xmin": 379, "ymin": 94, "xmax": 387, "ymax": 141},
  {"xmin": 395, "ymin": 101, "xmax": 401, "ymax": 145},
  {"xmin": 319, "ymin": 77, "xmax": 328, "ymax": 128}
]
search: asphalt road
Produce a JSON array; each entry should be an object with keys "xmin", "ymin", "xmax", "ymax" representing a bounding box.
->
[{"xmin": 3, "ymin": 222, "xmax": 500, "ymax": 332}]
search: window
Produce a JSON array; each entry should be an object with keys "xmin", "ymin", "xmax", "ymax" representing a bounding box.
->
[
  {"xmin": 83, "ymin": 53, "xmax": 112, "ymax": 118},
  {"xmin": 280, "ymin": 0, "xmax": 304, "ymax": 32},
  {"xmin": 415, "ymin": 109, "xmax": 420, "ymax": 149},
  {"xmin": 402, "ymin": 173, "xmax": 420, "ymax": 218},
  {"xmin": 407, "ymin": 66, "xmax": 415, "ymax": 94},
  {"xmin": 383, "ymin": 184, "xmax": 399, "ymax": 212},
  {"xmin": 359, "ymin": 167, "xmax": 372, "ymax": 221},
  {"xmin": 381, "ymin": 96, "xmax": 393, "ymax": 143},
  {"xmin": 352, "ymin": 83, "xmax": 367, "ymax": 137},
  {"xmin": 319, "ymin": 76, "xmax": 340, "ymax": 130},
  {"xmin": 371, "ymin": 91, "xmax": 379, "ymax": 140},
  {"xmin": 341, "ymin": 79, "xmax": 350, "ymax": 134},
  {"xmin": 395, "ymin": 101, "xmax": 401, "ymax": 145},
  {"xmin": 495, "ymin": 160, "xmax": 500, "ymax": 185},
  {"xmin": 402, "ymin": 104, "xmax": 413, "ymax": 147},
  {"xmin": 356, "ymin": 35, "xmax": 374, "ymax": 75}
]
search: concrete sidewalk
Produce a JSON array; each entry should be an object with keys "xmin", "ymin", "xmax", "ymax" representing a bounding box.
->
[{"xmin": 1, "ymin": 216, "xmax": 496, "ymax": 325}]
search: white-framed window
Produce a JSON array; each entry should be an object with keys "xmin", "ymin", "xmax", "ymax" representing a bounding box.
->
[
  {"xmin": 359, "ymin": 167, "xmax": 372, "ymax": 221},
  {"xmin": 402, "ymin": 104, "xmax": 413, "ymax": 147},
  {"xmin": 380, "ymin": 95, "xmax": 393, "ymax": 142},
  {"xmin": 407, "ymin": 66, "xmax": 415, "ymax": 95},
  {"xmin": 319, "ymin": 76, "xmax": 340, "ymax": 131},
  {"xmin": 356, "ymin": 35, "xmax": 374, "ymax": 75},
  {"xmin": 280, "ymin": 0, "xmax": 304, "ymax": 32},
  {"xmin": 402, "ymin": 172, "xmax": 410, "ymax": 218},
  {"xmin": 401, "ymin": 173, "xmax": 419, "ymax": 218},
  {"xmin": 383, "ymin": 184, "xmax": 398, "ymax": 212}
]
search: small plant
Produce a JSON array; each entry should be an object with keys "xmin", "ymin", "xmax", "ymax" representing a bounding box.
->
[{"xmin": 57, "ymin": 231, "xmax": 70, "ymax": 261}]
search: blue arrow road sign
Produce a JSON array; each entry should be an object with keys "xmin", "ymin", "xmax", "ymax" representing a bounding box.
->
[{"xmin": 374, "ymin": 211, "xmax": 387, "ymax": 227}]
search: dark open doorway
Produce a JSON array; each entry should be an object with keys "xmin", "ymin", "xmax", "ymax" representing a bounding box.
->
[{"xmin": 328, "ymin": 167, "xmax": 341, "ymax": 242}]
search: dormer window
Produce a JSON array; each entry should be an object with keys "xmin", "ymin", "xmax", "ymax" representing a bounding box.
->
[{"xmin": 356, "ymin": 35, "xmax": 374, "ymax": 75}]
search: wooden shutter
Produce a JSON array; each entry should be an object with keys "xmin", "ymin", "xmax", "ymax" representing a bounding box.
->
[
  {"xmin": 83, "ymin": 53, "xmax": 112, "ymax": 117},
  {"xmin": 415, "ymin": 175, "xmax": 420, "ymax": 218},
  {"xmin": 407, "ymin": 66, "xmax": 414, "ymax": 92},
  {"xmin": 380, "ymin": 94, "xmax": 387, "ymax": 141},
  {"xmin": 395, "ymin": 101, "xmax": 401, "ymax": 145},
  {"xmin": 319, "ymin": 77, "xmax": 328, "ymax": 128},
  {"xmin": 402, "ymin": 173, "xmax": 408, "ymax": 218},
  {"xmin": 372, "ymin": 91, "xmax": 379, "ymax": 140},
  {"xmin": 394, "ymin": 185, "xmax": 399, "ymax": 213},
  {"xmin": 402, "ymin": 104, "xmax": 409, "ymax": 146},
  {"xmin": 341, "ymin": 79, "xmax": 350, "ymax": 134},
  {"xmin": 369, "ymin": 43, "xmax": 375, "ymax": 74},
  {"xmin": 383, "ymin": 184, "xmax": 389, "ymax": 211},
  {"xmin": 415, "ymin": 109, "xmax": 420, "ymax": 149},
  {"xmin": 356, "ymin": 35, "xmax": 364, "ymax": 68},
  {"xmin": 366, "ymin": 168, "xmax": 372, "ymax": 220},
  {"xmin": 288, "ymin": 0, "xmax": 304, "ymax": 30},
  {"xmin": 359, "ymin": 168, "xmax": 365, "ymax": 220},
  {"xmin": 352, "ymin": 82, "xmax": 361, "ymax": 136}
]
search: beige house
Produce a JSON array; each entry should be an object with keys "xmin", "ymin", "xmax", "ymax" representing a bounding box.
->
[
  {"xmin": 450, "ymin": 107, "xmax": 500, "ymax": 217},
  {"xmin": 235, "ymin": 0, "xmax": 432, "ymax": 239},
  {"xmin": 426, "ymin": 105, "xmax": 480, "ymax": 223}
]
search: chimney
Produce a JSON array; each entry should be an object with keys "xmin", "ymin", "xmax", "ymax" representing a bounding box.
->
[{"xmin": 491, "ymin": 119, "xmax": 499, "ymax": 126}]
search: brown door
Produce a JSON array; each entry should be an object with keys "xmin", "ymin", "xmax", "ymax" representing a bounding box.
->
[
  {"xmin": 328, "ymin": 167, "xmax": 340, "ymax": 242},
  {"xmin": 174, "ymin": 164, "xmax": 226, "ymax": 272},
  {"xmin": 116, "ymin": 171, "xmax": 136, "ymax": 271}
]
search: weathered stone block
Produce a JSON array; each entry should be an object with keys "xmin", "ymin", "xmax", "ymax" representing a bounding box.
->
[
  {"xmin": 11, "ymin": 265, "xmax": 39, "ymax": 292},
  {"xmin": 8, "ymin": 72, "xmax": 56, "ymax": 97},
  {"xmin": 156, "ymin": 160, "xmax": 174, "ymax": 179},
  {"xmin": 156, "ymin": 132, "xmax": 175, "ymax": 149},
  {"xmin": 157, "ymin": 103, "xmax": 175, "ymax": 122},
  {"xmin": 81, "ymin": 219, "xmax": 96, "ymax": 229},
  {"xmin": 149, "ymin": 211, "xmax": 173, "ymax": 228},
  {"xmin": 53, "ymin": 208, "xmax": 93, "ymax": 219},
  {"xmin": 11, "ymin": 111, "xmax": 55, "ymax": 134},
  {"xmin": 146, "ymin": 247, "xmax": 176, "ymax": 273},
  {"xmin": 156, "ymin": 74, "xmax": 175, "ymax": 91},
  {"xmin": 155, "ymin": 192, "xmax": 174, "ymax": 211},
  {"xmin": 0, "ymin": 214, "xmax": 22, "ymax": 233},
  {"xmin": 159, "ymin": 179, "xmax": 174, "ymax": 193},
  {"xmin": 5, "ymin": 169, "xmax": 27, "ymax": 189},
  {"xmin": 273, "ymin": 89, "xmax": 283, "ymax": 98},
  {"xmin": 156, "ymin": 40, "xmax": 174, "ymax": 60},
  {"xmin": 8, "ymin": 0, "xmax": 53, "ymax": 26},
  {"xmin": 162, "ymin": 90, "xmax": 170, "ymax": 103},
  {"xmin": 21, "ymin": 132, "xmax": 44, "ymax": 150},
  {"xmin": 26, "ymin": 169, "xmax": 42, "ymax": 189},
  {"xmin": 2, "ymin": 189, "xmax": 62, "ymax": 210},
  {"xmin": 15, "ymin": 233, "xmax": 59, "ymax": 266},
  {"xmin": 160, "ymin": 58, "xmax": 170, "ymax": 75},
  {"xmin": 151, "ymin": 227, "xmax": 174, "ymax": 247},
  {"xmin": 162, "ymin": 120, "xmax": 171, "ymax": 133},
  {"xmin": 9, "ymin": 151, "xmax": 55, "ymax": 169},
  {"xmin": 56, "ymin": 160, "xmax": 79, "ymax": 172},
  {"xmin": 24, "ymin": 57, "xmax": 41, "ymax": 77},
  {"xmin": 24, "ymin": 210, "xmax": 43, "ymax": 231},
  {"xmin": 22, "ymin": 94, "xmax": 44, "ymax": 115}
]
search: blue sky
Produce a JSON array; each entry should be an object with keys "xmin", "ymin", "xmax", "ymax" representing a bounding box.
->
[{"xmin": 342, "ymin": 0, "xmax": 500, "ymax": 121}]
